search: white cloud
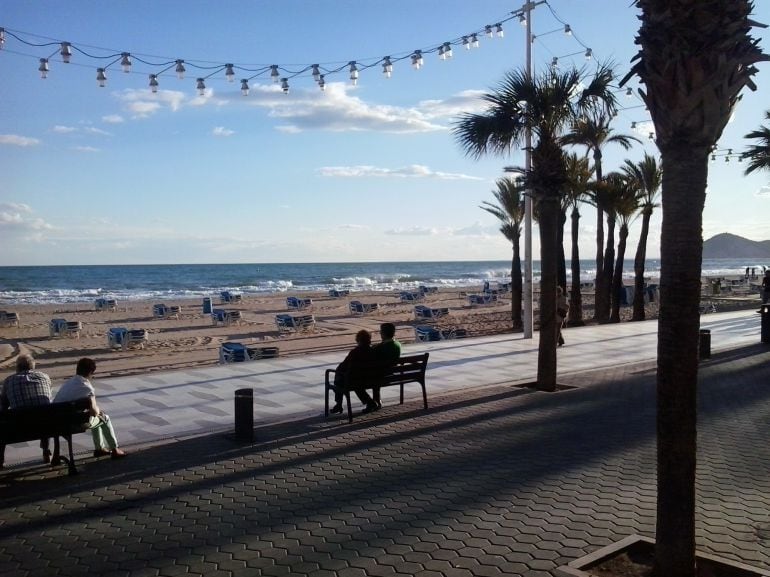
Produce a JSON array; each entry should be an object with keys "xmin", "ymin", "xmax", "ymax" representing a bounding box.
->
[
  {"xmin": 631, "ymin": 121, "xmax": 656, "ymax": 140},
  {"xmin": 115, "ymin": 88, "xmax": 186, "ymax": 117},
  {"xmin": 384, "ymin": 226, "xmax": 438, "ymax": 236},
  {"xmin": 452, "ymin": 222, "xmax": 498, "ymax": 236},
  {"xmin": 212, "ymin": 126, "xmax": 235, "ymax": 137},
  {"xmin": 338, "ymin": 224, "xmax": 369, "ymax": 230},
  {"xmin": 0, "ymin": 203, "xmax": 54, "ymax": 238},
  {"xmin": 0, "ymin": 134, "xmax": 40, "ymax": 147},
  {"xmin": 52, "ymin": 125, "xmax": 77, "ymax": 134},
  {"xmin": 756, "ymin": 185, "xmax": 770, "ymax": 197},
  {"xmin": 83, "ymin": 126, "xmax": 111, "ymax": 136},
  {"xmin": 72, "ymin": 146, "xmax": 100, "ymax": 153},
  {"xmin": 318, "ymin": 164, "xmax": 483, "ymax": 180},
  {"xmin": 102, "ymin": 114, "xmax": 125, "ymax": 124}
]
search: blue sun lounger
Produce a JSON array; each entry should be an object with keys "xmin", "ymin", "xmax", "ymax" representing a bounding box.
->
[
  {"xmin": 95, "ymin": 298, "xmax": 117, "ymax": 311},
  {"xmin": 349, "ymin": 301, "xmax": 380, "ymax": 316},
  {"xmin": 419, "ymin": 285, "xmax": 439, "ymax": 295},
  {"xmin": 49, "ymin": 319, "xmax": 82, "ymax": 338},
  {"xmin": 414, "ymin": 305, "xmax": 449, "ymax": 321},
  {"xmin": 287, "ymin": 296, "xmax": 313, "ymax": 311},
  {"xmin": 211, "ymin": 309, "xmax": 243, "ymax": 326},
  {"xmin": 107, "ymin": 327, "xmax": 148, "ymax": 350},
  {"xmin": 328, "ymin": 289, "xmax": 350, "ymax": 298},
  {"xmin": 153, "ymin": 304, "xmax": 181, "ymax": 319},
  {"xmin": 0, "ymin": 311, "xmax": 20, "ymax": 327},
  {"xmin": 220, "ymin": 291, "xmax": 243, "ymax": 304},
  {"xmin": 399, "ymin": 291, "xmax": 424, "ymax": 302},
  {"xmin": 467, "ymin": 293, "xmax": 498, "ymax": 306},
  {"xmin": 219, "ymin": 342, "xmax": 280, "ymax": 363},
  {"xmin": 276, "ymin": 314, "xmax": 316, "ymax": 333}
]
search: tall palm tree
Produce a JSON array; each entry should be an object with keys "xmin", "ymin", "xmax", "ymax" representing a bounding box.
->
[
  {"xmin": 622, "ymin": 154, "xmax": 662, "ymax": 321},
  {"xmin": 742, "ymin": 110, "xmax": 770, "ymax": 174},
  {"xmin": 564, "ymin": 153, "xmax": 593, "ymax": 326},
  {"xmin": 563, "ymin": 114, "xmax": 640, "ymax": 323},
  {"xmin": 608, "ymin": 174, "xmax": 641, "ymax": 323},
  {"xmin": 480, "ymin": 176, "xmax": 525, "ymax": 330},
  {"xmin": 623, "ymin": 1, "xmax": 766, "ymax": 575},
  {"xmin": 454, "ymin": 65, "xmax": 617, "ymax": 392}
]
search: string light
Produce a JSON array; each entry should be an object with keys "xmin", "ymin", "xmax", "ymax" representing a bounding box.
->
[
  {"xmin": 584, "ymin": 48, "xmax": 592, "ymax": 59},
  {"xmin": 0, "ymin": 27, "xmax": 5, "ymax": 49},
  {"xmin": 270, "ymin": 65, "xmax": 280, "ymax": 82},
  {"xmin": 470, "ymin": 33, "xmax": 479, "ymax": 48},
  {"xmin": 518, "ymin": 14, "xmax": 527, "ymax": 26},
  {"xmin": 240, "ymin": 78, "xmax": 249, "ymax": 95},
  {"xmin": 224, "ymin": 63, "xmax": 235, "ymax": 82},
  {"xmin": 411, "ymin": 49, "xmax": 423, "ymax": 70},
  {"xmin": 485, "ymin": 24, "xmax": 494, "ymax": 38},
  {"xmin": 120, "ymin": 52, "xmax": 132, "ymax": 73},
  {"xmin": 96, "ymin": 67, "xmax": 106, "ymax": 87},
  {"xmin": 196, "ymin": 77, "xmax": 205, "ymax": 95},
  {"xmin": 311, "ymin": 64, "xmax": 321, "ymax": 82},
  {"xmin": 564, "ymin": 24, "xmax": 572, "ymax": 36},
  {"xmin": 318, "ymin": 74, "xmax": 325, "ymax": 91},
  {"xmin": 38, "ymin": 58, "xmax": 49, "ymax": 78},
  {"xmin": 348, "ymin": 61, "xmax": 358, "ymax": 85},
  {"xmin": 175, "ymin": 59, "xmax": 186, "ymax": 79},
  {"xmin": 149, "ymin": 73, "xmax": 158, "ymax": 93},
  {"xmin": 60, "ymin": 41, "xmax": 71, "ymax": 63},
  {"xmin": 280, "ymin": 77, "xmax": 289, "ymax": 93},
  {"xmin": 495, "ymin": 23, "xmax": 504, "ymax": 38},
  {"xmin": 382, "ymin": 56, "xmax": 393, "ymax": 77}
]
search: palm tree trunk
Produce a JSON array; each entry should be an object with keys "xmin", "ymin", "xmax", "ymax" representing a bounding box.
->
[
  {"xmin": 632, "ymin": 210, "xmax": 652, "ymax": 321},
  {"xmin": 599, "ymin": 215, "xmax": 616, "ymax": 322},
  {"xmin": 594, "ymin": 153, "xmax": 605, "ymax": 323},
  {"xmin": 536, "ymin": 197, "xmax": 560, "ymax": 392},
  {"xmin": 610, "ymin": 225, "xmax": 628, "ymax": 323},
  {"xmin": 568, "ymin": 206, "xmax": 584, "ymax": 326},
  {"xmin": 511, "ymin": 235, "xmax": 523, "ymax": 330},
  {"xmin": 654, "ymin": 147, "xmax": 707, "ymax": 577},
  {"xmin": 558, "ymin": 209, "xmax": 567, "ymax": 292}
]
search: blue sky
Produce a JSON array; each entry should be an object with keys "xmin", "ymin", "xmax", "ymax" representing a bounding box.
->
[{"xmin": 1, "ymin": 0, "xmax": 768, "ymax": 266}]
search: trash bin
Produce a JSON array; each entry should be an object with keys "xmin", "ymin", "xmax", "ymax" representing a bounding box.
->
[
  {"xmin": 761, "ymin": 304, "xmax": 770, "ymax": 344},
  {"xmin": 699, "ymin": 329, "xmax": 711, "ymax": 359},
  {"xmin": 202, "ymin": 297, "xmax": 213, "ymax": 314},
  {"xmin": 234, "ymin": 388, "xmax": 254, "ymax": 442}
]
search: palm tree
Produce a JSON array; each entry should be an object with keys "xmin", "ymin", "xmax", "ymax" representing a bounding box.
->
[
  {"xmin": 480, "ymin": 176, "xmax": 525, "ymax": 330},
  {"xmin": 623, "ymin": 1, "xmax": 766, "ymax": 575},
  {"xmin": 564, "ymin": 153, "xmax": 593, "ymax": 326},
  {"xmin": 454, "ymin": 65, "xmax": 617, "ymax": 392},
  {"xmin": 563, "ymin": 114, "xmax": 640, "ymax": 323},
  {"xmin": 622, "ymin": 154, "xmax": 662, "ymax": 321},
  {"xmin": 742, "ymin": 110, "xmax": 770, "ymax": 174},
  {"xmin": 607, "ymin": 174, "xmax": 641, "ymax": 323}
]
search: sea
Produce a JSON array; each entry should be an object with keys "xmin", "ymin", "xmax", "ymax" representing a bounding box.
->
[{"xmin": 0, "ymin": 259, "xmax": 766, "ymax": 305}]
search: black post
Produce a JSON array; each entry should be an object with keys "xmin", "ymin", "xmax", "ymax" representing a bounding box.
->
[
  {"xmin": 761, "ymin": 304, "xmax": 770, "ymax": 344},
  {"xmin": 698, "ymin": 329, "xmax": 711, "ymax": 360},
  {"xmin": 234, "ymin": 388, "xmax": 254, "ymax": 442}
]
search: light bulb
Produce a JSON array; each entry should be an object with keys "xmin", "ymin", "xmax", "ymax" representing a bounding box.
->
[
  {"xmin": 240, "ymin": 79, "xmax": 249, "ymax": 96},
  {"xmin": 349, "ymin": 61, "xmax": 358, "ymax": 84},
  {"xmin": 443, "ymin": 42, "xmax": 453, "ymax": 59},
  {"xmin": 318, "ymin": 74, "xmax": 326, "ymax": 91},
  {"xmin": 462, "ymin": 36, "xmax": 470, "ymax": 50},
  {"xmin": 585, "ymin": 48, "xmax": 593, "ymax": 60},
  {"xmin": 175, "ymin": 60, "xmax": 185, "ymax": 79},
  {"xmin": 518, "ymin": 14, "xmax": 526, "ymax": 26},
  {"xmin": 60, "ymin": 42, "xmax": 72, "ymax": 63},
  {"xmin": 382, "ymin": 56, "xmax": 392, "ymax": 78},
  {"xmin": 270, "ymin": 65, "xmax": 280, "ymax": 83},
  {"xmin": 471, "ymin": 33, "xmax": 479, "ymax": 48},
  {"xmin": 411, "ymin": 50, "xmax": 423, "ymax": 70},
  {"xmin": 149, "ymin": 74, "xmax": 158, "ymax": 93},
  {"xmin": 96, "ymin": 67, "xmax": 107, "ymax": 87},
  {"xmin": 485, "ymin": 25, "xmax": 493, "ymax": 38},
  {"xmin": 495, "ymin": 23, "xmax": 504, "ymax": 38},
  {"xmin": 39, "ymin": 58, "xmax": 49, "ymax": 79},
  {"xmin": 311, "ymin": 64, "xmax": 321, "ymax": 83},
  {"xmin": 120, "ymin": 53, "xmax": 132, "ymax": 73},
  {"xmin": 225, "ymin": 64, "xmax": 235, "ymax": 82},
  {"xmin": 564, "ymin": 24, "xmax": 572, "ymax": 36},
  {"xmin": 196, "ymin": 78, "xmax": 206, "ymax": 95},
  {"xmin": 281, "ymin": 78, "xmax": 289, "ymax": 94}
]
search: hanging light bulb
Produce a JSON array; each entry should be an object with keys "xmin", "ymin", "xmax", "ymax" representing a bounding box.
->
[
  {"xmin": 485, "ymin": 25, "xmax": 493, "ymax": 38},
  {"xmin": 648, "ymin": 132, "xmax": 654, "ymax": 140},
  {"xmin": 280, "ymin": 78, "xmax": 289, "ymax": 94},
  {"xmin": 240, "ymin": 79, "xmax": 249, "ymax": 96},
  {"xmin": 462, "ymin": 36, "xmax": 470, "ymax": 50},
  {"xmin": 38, "ymin": 58, "xmax": 49, "ymax": 79},
  {"xmin": 175, "ymin": 59, "xmax": 186, "ymax": 79},
  {"xmin": 438, "ymin": 44, "xmax": 446, "ymax": 60},
  {"xmin": 149, "ymin": 74, "xmax": 159, "ymax": 93},
  {"xmin": 411, "ymin": 50, "xmax": 423, "ymax": 70},
  {"xmin": 318, "ymin": 74, "xmax": 326, "ymax": 91},
  {"xmin": 196, "ymin": 77, "xmax": 206, "ymax": 95},
  {"xmin": 311, "ymin": 64, "xmax": 321, "ymax": 83},
  {"xmin": 270, "ymin": 65, "xmax": 280, "ymax": 83},
  {"xmin": 631, "ymin": 121, "xmax": 637, "ymax": 129},
  {"xmin": 382, "ymin": 56, "xmax": 393, "ymax": 78},
  {"xmin": 470, "ymin": 33, "xmax": 479, "ymax": 48},
  {"xmin": 0, "ymin": 28, "xmax": 5, "ymax": 50},
  {"xmin": 564, "ymin": 24, "xmax": 572, "ymax": 36},
  {"xmin": 495, "ymin": 23, "xmax": 504, "ymax": 38},
  {"xmin": 585, "ymin": 48, "xmax": 593, "ymax": 60},
  {"xmin": 518, "ymin": 14, "xmax": 526, "ymax": 26},
  {"xmin": 96, "ymin": 68, "xmax": 107, "ymax": 87},
  {"xmin": 120, "ymin": 52, "xmax": 132, "ymax": 73},
  {"xmin": 711, "ymin": 154, "xmax": 716, "ymax": 161},
  {"xmin": 625, "ymin": 87, "xmax": 633, "ymax": 98},
  {"xmin": 60, "ymin": 42, "xmax": 72, "ymax": 63},
  {"xmin": 725, "ymin": 155, "xmax": 730, "ymax": 163},
  {"xmin": 224, "ymin": 64, "xmax": 235, "ymax": 82},
  {"xmin": 442, "ymin": 42, "xmax": 453, "ymax": 59},
  {"xmin": 551, "ymin": 57, "xmax": 558, "ymax": 68},
  {"xmin": 348, "ymin": 61, "xmax": 359, "ymax": 85}
]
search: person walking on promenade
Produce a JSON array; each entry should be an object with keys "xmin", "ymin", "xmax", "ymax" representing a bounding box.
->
[
  {"xmin": 370, "ymin": 322, "xmax": 401, "ymax": 409},
  {"xmin": 762, "ymin": 269, "xmax": 770, "ymax": 304},
  {"xmin": 0, "ymin": 353, "xmax": 53, "ymax": 465},
  {"xmin": 330, "ymin": 330, "xmax": 377, "ymax": 415},
  {"xmin": 556, "ymin": 286, "xmax": 570, "ymax": 347},
  {"xmin": 54, "ymin": 358, "xmax": 126, "ymax": 459}
]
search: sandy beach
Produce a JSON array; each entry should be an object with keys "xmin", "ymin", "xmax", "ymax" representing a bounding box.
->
[{"xmin": 0, "ymin": 284, "xmax": 760, "ymax": 383}]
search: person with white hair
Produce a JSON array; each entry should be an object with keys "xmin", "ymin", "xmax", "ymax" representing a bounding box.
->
[{"xmin": 1, "ymin": 353, "xmax": 53, "ymax": 465}]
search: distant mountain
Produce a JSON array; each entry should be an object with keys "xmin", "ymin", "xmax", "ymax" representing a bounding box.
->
[{"xmin": 703, "ymin": 233, "xmax": 770, "ymax": 259}]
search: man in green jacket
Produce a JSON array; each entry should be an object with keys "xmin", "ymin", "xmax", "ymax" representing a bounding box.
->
[{"xmin": 368, "ymin": 322, "xmax": 401, "ymax": 410}]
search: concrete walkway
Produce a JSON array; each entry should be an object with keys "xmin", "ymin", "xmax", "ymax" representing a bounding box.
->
[{"xmin": 0, "ymin": 309, "xmax": 768, "ymax": 576}]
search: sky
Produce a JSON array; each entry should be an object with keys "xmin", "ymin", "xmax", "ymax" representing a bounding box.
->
[{"xmin": 1, "ymin": 0, "xmax": 769, "ymax": 266}]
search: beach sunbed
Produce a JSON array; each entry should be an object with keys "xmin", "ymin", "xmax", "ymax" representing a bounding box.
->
[
  {"xmin": 0, "ymin": 311, "xmax": 20, "ymax": 328},
  {"xmin": 275, "ymin": 314, "xmax": 316, "ymax": 333},
  {"xmin": 399, "ymin": 291, "xmax": 424, "ymax": 302},
  {"xmin": 49, "ymin": 318, "xmax": 82, "ymax": 338},
  {"xmin": 419, "ymin": 285, "xmax": 439, "ymax": 295},
  {"xmin": 153, "ymin": 304, "xmax": 181, "ymax": 319},
  {"xmin": 414, "ymin": 305, "xmax": 449, "ymax": 321},
  {"xmin": 328, "ymin": 289, "xmax": 350, "ymax": 298},
  {"xmin": 219, "ymin": 342, "xmax": 280, "ymax": 364},
  {"xmin": 107, "ymin": 327, "xmax": 148, "ymax": 350},
  {"xmin": 414, "ymin": 325, "xmax": 442, "ymax": 342},
  {"xmin": 95, "ymin": 298, "xmax": 117, "ymax": 311},
  {"xmin": 211, "ymin": 309, "xmax": 242, "ymax": 326},
  {"xmin": 467, "ymin": 293, "xmax": 498, "ymax": 306},
  {"xmin": 349, "ymin": 301, "xmax": 380, "ymax": 316},
  {"xmin": 220, "ymin": 291, "xmax": 243, "ymax": 304},
  {"xmin": 286, "ymin": 296, "xmax": 313, "ymax": 311}
]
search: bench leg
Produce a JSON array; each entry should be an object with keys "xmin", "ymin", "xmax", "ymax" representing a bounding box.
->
[
  {"xmin": 421, "ymin": 383, "xmax": 428, "ymax": 410},
  {"xmin": 345, "ymin": 392, "xmax": 353, "ymax": 424},
  {"xmin": 64, "ymin": 435, "xmax": 78, "ymax": 476},
  {"xmin": 400, "ymin": 384, "xmax": 404, "ymax": 405},
  {"xmin": 324, "ymin": 385, "xmax": 330, "ymax": 418}
]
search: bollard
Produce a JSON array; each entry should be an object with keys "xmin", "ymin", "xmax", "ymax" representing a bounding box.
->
[
  {"xmin": 234, "ymin": 388, "xmax": 254, "ymax": 442},
  {"xmin": 761, "ymin": 304, "xmax": 770, "ymax": 344},
  {"xmin": 699, "ymin": 329, "xmax": 711, "ymax": 360},
  {"xmin": 202, "ymin": 297, "xmax": 213, "ymax": 314}
]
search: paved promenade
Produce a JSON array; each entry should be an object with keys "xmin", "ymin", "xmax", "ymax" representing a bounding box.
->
[{"xmin": 1, "ymin": 309, "xmax": 768, "ymax": 576}]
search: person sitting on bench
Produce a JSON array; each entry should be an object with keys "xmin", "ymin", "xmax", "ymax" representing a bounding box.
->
[
  {"xmin": 369, "ymin": 322, "xmax": 401, "ymax": 409},
  {"xmin": 1, "ymin": 353, "xmax": 53, "ymax": 464},
  {"xmin": 330, "ymin": 330, "xmax": 378, "ymax": 415},
  {"xmin": 54, "ymin": 358, "xmax": 126, "ymax": 459}
]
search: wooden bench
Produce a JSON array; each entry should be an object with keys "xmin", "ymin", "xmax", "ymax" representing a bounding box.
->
[
  {"xmin": 324, "ymin": 353, "xmax": 429, "ymax": 423},
  {"xmin": 0, "ymin": 398, "xmax": 92, "ymax": 476}
]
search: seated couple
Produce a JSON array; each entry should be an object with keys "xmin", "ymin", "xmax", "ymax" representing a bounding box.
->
[{"xmin": 330, "ymin": 322, "xmax": 401, "ymax": 415}]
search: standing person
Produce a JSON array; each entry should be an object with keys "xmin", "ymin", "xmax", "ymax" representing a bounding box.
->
[
  {"xmin": 0, "ymin": 353, "xmax": 53, "ymax": 465},
  {"xmin": 329, "ymin": 330, "xmax": 376, "ymax": 414},
  {"xmin": 54, "ymin": 358, "xmax": 126, "ymax": 459},
  {"xmin": 370, "ymin": 322, "xmax": 401, "ymax": 409},
  {"xmin": 556, "ymin": 286, "xmax": 570, "ymax": 347},
  {"xmin": 762, "ymin": 269, "xmax": 770, "ymax": 304}
]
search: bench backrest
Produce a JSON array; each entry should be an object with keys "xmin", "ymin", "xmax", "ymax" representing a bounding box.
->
[{"xmin": 0, "ymin": 398, "xmax": 92, "ymax": 444}]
